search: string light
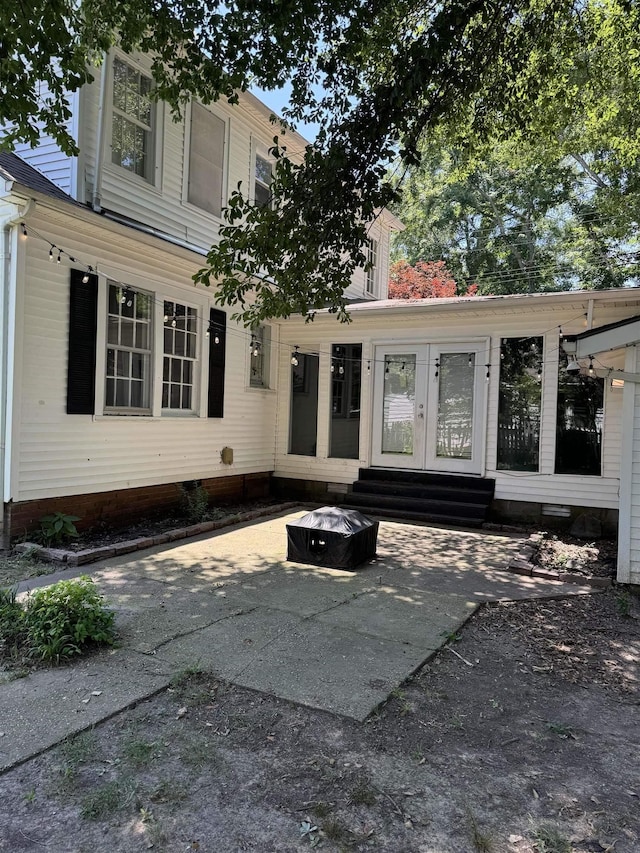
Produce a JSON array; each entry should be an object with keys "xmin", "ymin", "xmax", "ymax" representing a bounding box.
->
[
  {"xmin": 291, "ymin": 346, "xmax": 299, "ymax": 366},
  {"xmin": 20, "ymin": 222, "xmax": 27, "ymax": 239},
  {"xmin": 468, "ymin": 353, "xmax": 473, "ymax": 368},
  {"xmin": 558, "ymin": 326, "xmax": 563, "ymax": 342},
  {"xmin": 537, "ymin": 364, "xmax": 542, "ymax": 382},
  {"xmin": 485, "ymin": 364, "xmax": 491, "ymax": 381},
  {"xmin": 588, "ymin": 356, "xmax": 595, "ymax": 377},
  {"xmin": 57, "ymin": 249, "xmax": 62, "ymax": 264},
  {"xmin": 49, "ymin": 246, "xmax": 54, "ymax": 262},
  {"xmin": 434, "ymin": 359, "xmax": 440, "ymax": 379}
]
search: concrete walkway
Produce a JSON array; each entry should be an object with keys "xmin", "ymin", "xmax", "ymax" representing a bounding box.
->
[{"xmin": 0, "ymin": 509, "xmax": 594, "ymax": 772}]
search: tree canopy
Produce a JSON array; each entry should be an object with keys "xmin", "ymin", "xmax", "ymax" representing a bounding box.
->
[
  {"xmin": 392, "ymin": 137, "xmax": 640, "ymax": 295},
  {"xmin": 388, "ymin": 259, "xmax": 477, "ymax": 299},
  {"xmin": 2, "ymin": 0, "xmax": 640, "ymax": 323}
]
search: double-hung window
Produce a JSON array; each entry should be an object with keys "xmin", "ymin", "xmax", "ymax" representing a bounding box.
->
[
  {"xmin": 187, "ymin": 103, "xmax": 226, "ymax": 217},
  {"xmin": 254, "ymin": 154, "xmax": 272, "ymax": 207},
  {"xmin": 249, "ymin": 325, "xmax": 271, "ymax": 388},
  {"xmin": 365, "ymin": 238, "xmax": 378, "ymax": 296},
  {"xmin": 163, "ymin": 302, "xmax": 198, "ymax": 410},
  {"xmin": 111, "ymin": 56, "xmax": 155, "ymax": 181},
  {"xmin": 106, "ymin": 283, "xmax": 152, "ymax": 411},
  {"xmin": 67, "ymin": 270, "xmax": 226, "ymax": 419}
]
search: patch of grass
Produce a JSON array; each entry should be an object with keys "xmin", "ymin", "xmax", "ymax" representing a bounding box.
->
[
  {"xmin": 321, "ymin": 817, "xmax": 350, "ymax": 843},
  {"xmin": 616, "ymin": 590, "xmax": 631, "ymax": 617},
  {"xmin": 149, "ymin": 779, "xmax": 188, "ymax": 805},
  {"xmin": 179, "ymin": 739, "xmax": 221, "ymax": 770},
  {"xmin": 80, "ymin": 778, "xmax": 137, "ymax": 820},
  {"xmin": 533, "ymin": 825, "xmax": 572, "ymax": 853},
  {"xmin": 311, "ymin": 801, "xmax": 333, "ymax": 818},
  {"xmin": 59, "ymin": 730, "xmax": 99, "ymax": 769},
  {"xmin": 546, "ymin": 721, "xmax": 577, "ymax": 739},
  {"xmin": 349, "ymin": 781, "xmax": 377, "ymax": 806},
  {"xmin": 123, "ymin": 737, "xmax": 161, "ymax": 768}
]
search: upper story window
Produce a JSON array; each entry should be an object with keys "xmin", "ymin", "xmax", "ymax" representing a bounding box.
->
[
  {"xmin": 365, "ymin": 238, "xmax": 378, "ymax": 295},
  {"xmin": 111, "ymin": 57, "xmax": 155, "ymax": 182},
  {"xmin": 249, "ymin": 325, "xmax": 271, "ymax": 388},
  {"xmin": 254, "ymin": 154, "xmax": 272, "ymax": 207},
  {"xmin": 187, "ymin": 103, "xmax": 226, "ymax": 218}
]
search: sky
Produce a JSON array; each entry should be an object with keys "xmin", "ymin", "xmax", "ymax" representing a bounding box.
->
[{"xmin": 250, "ymin": 82, "xmax": 321, "ymax": 143}]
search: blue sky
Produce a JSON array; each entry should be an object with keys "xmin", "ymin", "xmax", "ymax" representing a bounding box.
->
[{"xmin": 250, "ymin": 82, "xmax": 321, "ymax": 143}]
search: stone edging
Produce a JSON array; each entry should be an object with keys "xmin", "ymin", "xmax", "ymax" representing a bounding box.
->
[
  {"xmin": 13, "ymin": 502, "xmax": 299, "ymax": 567},
  {"xmin": 506, "ymin": 532, "xmax": 613, "ymax": 588}
]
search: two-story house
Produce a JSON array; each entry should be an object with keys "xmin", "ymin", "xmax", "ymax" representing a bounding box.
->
[
  {"xmin": 0, "ymin": 48, "xmax": 400, "ymax": 544},
  {"xmin": 3, "ymin": 48, "xmax": 640, "ymax": 586}
]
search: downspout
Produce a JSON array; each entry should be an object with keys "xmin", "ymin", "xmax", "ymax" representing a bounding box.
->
[
  {"xmin": 0, "ymin": 198, "xmax": 33, "ymax": 549},
  {"xmin": 92, "ymin": 53, "xmax": 109, "ymax": 212}
]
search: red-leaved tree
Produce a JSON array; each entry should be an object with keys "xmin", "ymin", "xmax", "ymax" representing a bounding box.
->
[{"xmin": 388, "ymin": 260, "xmax": 478, "ymax": 299}]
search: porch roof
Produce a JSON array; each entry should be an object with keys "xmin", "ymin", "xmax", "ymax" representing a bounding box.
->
[{"xmin": 563, "ymin": 314, "xmax": 640, "ymax": 357}]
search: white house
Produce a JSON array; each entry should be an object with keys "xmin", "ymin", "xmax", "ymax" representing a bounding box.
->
[{"xmin": 2, "ymin": 48, "xmax": 640, "ymax": 586}]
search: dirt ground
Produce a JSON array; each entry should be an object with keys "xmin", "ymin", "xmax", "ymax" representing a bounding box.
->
[{"xmin": 0, "ymin": 585, "xmax": 638, "ymax": 853}]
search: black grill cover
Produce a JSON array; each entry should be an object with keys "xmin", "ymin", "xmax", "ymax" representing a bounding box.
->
[{"xmin": 286, "ymin": 506, "xmax": 379, "ymax": 569}]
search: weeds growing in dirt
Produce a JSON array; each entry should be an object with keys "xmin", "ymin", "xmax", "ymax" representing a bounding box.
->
[{"xmin": 533, "ymin": 824, "xmax": 572, "ymax": 853}]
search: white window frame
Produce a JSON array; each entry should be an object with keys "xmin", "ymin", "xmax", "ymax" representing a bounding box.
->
[
  {"xmin": 104, "ymin": 50, "xmax": 164, "ymax": 189},
  {"xmin": 96, "ymin": 275, "xmax": 207, "ymax": 418},
  {"xmin": 248, "ymin": 324, "xmax": 272, "ymax": 389},
  {"xmin": 250, "ymin": 138, "xmax": 274, "ymax": 208},
  {"xmin": 365, "ymin": 238, "xmax": 378, "ymax": 296},
  {"xmin": 161, "ymin": 300, "xmax": 199, "ymax": 412},
  {"xmin": 182, "ymin": 101, "xmax": 229, "ymax": 220}
]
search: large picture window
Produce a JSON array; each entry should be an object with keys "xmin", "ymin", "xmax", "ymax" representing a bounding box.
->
[
  {"xmin": 497, "ymin": 337, "xmax": 543, "ymax": 471},
  {"xmin": 555, "ymin": 351, "xmax": 604, "ymax": 475},
  {"xmin": 329, "ymin": 344, "xmax": 362, "ymax": 459},
  {"xmin": 111, "ymin": 56, "xmax": 155, "ymax": 181}
]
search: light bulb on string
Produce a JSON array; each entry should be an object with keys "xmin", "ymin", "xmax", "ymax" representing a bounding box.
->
[
  {"xmin": 82, "ymin": 272, "xmax": 89, "ymax": 284},
  {"xmin": 252, "ymin": 342, "xmax": 260, "ymax": 357},
  {"xmin": 171, "ymin": 315, "xmax": 177, "ymax": 328},
  {"xmin": 558, "ymin": 326, "xmax": 563, "ymax": 342},
  {"xmin": 468, "ymin": 353, "xmax": 473, "ymax": 368},
  {"xmin": 434, "ymin": 359, "xmax": 440, "ymax": 379},
  {"xmin": 57, "ymin": 249, "xmax": 62, "ymax": 264},
  {"xmin": 485, "ymin": 364, "xmax": 491, "ymax": 381},
  {"xmin": 366, "ymin": 360, "xmax": 371, "ymax": 374},
  {"xmin": 20, "ymin": 223, "xmax": 27, "ymax": 239},
  {"xmin": 338, "ymin": 364, "xmax": 344, "ymax": 375},
  {"xmin": 588, "ymin": 356, "xmax": 595, "ymax": 377},
  {"xmin": 537, "ymin": 364, "xmax": 542, "ymax": 383},
  {"xmin": 330, "ymin": 362, "xmax": 335, "ymax": 373},
  {"xmin": 291, "ymin": 346, "xmax": 299, "ymax": 366},
  {"xmin": 49, "ymin": 246, "xmax": 54, "ymax": 262}
]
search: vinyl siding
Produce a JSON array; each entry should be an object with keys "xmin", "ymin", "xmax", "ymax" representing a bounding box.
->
[
  {"xmin": 273, "ymin": 294, "xmax": 640, "ymax": 511},
  {"xmin": 12, "ymin": 208, "xmax": 277, "ymax": 503},
  {"xmin": 12, "ymin": 89, "xmax": 78, "ymax": 195}
]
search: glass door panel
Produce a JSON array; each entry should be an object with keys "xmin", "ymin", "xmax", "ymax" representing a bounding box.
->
[
  {"xmin": 382, "ymin": 354, "xmax": 417, "ymax": 455},
  {"xmin": 436, "ymin": 352, "xmax": 475, "ymax": 460}
]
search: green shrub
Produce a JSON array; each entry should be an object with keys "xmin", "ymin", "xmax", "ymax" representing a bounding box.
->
[
  {"xmin": 24, "ymin": 576, "xmax": 115, "ymax": 662},
  {"xmin": 0, "ymin": 587, "xmax": 26, "ymax": 651},
  {"xmin": 179, "ymin": 484, "xmax": 210, "ymax": 523},
  {"xmin": 38, "ymin": 512, "xmax": 81, "ymax": 547}
]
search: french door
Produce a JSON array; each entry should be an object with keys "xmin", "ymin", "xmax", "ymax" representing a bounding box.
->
[{"xmin": 371, "ymin": 342, "xmax": 488, "ymax": 474}]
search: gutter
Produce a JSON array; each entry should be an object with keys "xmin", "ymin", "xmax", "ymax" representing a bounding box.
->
[{"xmin": 92, "ymin": 53, "xmax": 109, "ymax": 212}]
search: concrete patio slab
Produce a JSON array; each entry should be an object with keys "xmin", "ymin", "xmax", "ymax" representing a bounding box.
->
[
  {"xmin": 231, "ymin": 619, "xmax": 437, "ymax": 721},
  {"xmin": 1, "ymin": 509, "xmax": 596, "ymax": 772}
]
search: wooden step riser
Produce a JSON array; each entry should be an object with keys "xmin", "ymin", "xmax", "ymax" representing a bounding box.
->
[{"xmin": 352, "ymin": 481, "xmax": 492, "ymax": 505}]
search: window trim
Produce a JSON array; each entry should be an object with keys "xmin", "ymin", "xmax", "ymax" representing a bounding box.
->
[
  {"xmin": 250, "ymin": 137, "xmax": 274, "ymax": 208},
  {"xmin": 182, "ymin": 101, "xmax": 229, "ymax": 220},
  {"xmin": 248, "ymin": 324, "xmax": 273, "ymax": 390},
  {"xmin": 95, "ymin": 275, "xmax": 209, "ymax": 418},
  {"xmin": 365, "ymin": 238, "xmax": 378, "ymax": 296},
  {"xmin": 103, "ymin": 49, "xmax": 164, "ymax": 190}
]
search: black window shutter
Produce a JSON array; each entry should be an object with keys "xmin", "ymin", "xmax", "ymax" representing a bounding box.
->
[
  {"xmin": 208, "ymin": 308, "xmax": 226, "ymax": 418},
  {"xmin": 67, "ymin": 269, "xmax": 98, "ymax": 414}
]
